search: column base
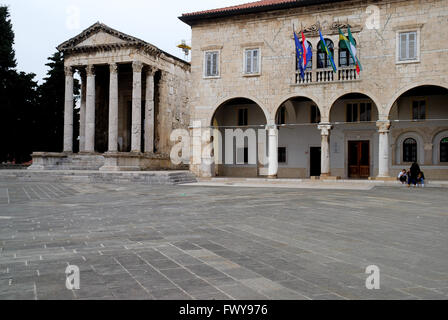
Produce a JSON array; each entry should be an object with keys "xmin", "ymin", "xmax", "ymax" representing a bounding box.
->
[{"xmin": 267, "ymin": 175, "xmax": 278, "ymax": 179}]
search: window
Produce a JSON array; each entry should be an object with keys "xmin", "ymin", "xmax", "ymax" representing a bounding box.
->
[
  {"xmin": 277, "ymin": 106, "xmax": 286, "ymax": 125},
  {"xmin": 245, "ymin": 49, "xmax": 260, "ymax": 74},
  {"xmin": 346, "ymin": 103, "xmax": 372, "ymax": 122},
  {"xmin": 317, "ymin": 39, "xmax": 334, "ymax": 69},
  {"xmin": 278, "ymin": 147, "xmax": 287, "ymax": 163},
  {"xmin": 403, "ymin": 138, "xmax": 418, "ymax": 163},
  {"xmin": 238, "ymin": 108, "xmax": 248, "ymax": 126},
  {"xmin": 311, "ymin": 105, "xmax": 321, "ymax": 124},
  {"xmin": 441, "ymin": 138, "xmax": 448, "ymax": 162},
  {"xmin": 412, "ymin": 100, "xmax": 426, "ymax": 120},
  {"xmin": 297, "ymin": 42, "xmax": 312, "ymax": 70},
  {"xmin": 236, "ymin": 147, "xmax": 249, "ymax": 164},
  {"xmin": 204, "ymin": 51, "xmax": 219, "ymax": 77},
  {"xmin": 360, "ymin": 103, "xmax": 372, "ymax": 122},
  {"xmin": 339, "ymin": 39, "xmax": 356, "ymax": 67},
  {"xmin": 399, "ymin": 31, "xmax": 418, "ymax": 61}
]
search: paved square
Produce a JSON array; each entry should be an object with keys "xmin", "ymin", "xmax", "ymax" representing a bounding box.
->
[{"xmin": 0, "ymin": 179, "xmax": 447, "ymax": 300}]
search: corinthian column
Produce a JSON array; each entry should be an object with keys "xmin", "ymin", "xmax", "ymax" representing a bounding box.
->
[
  {"xmin": 377, "ymin": 120, "xmax": 391, "ymax": 178},
  {"xmin": 144, "ymin": 66, "xmax": 156, "ymax": 153},
  {"xmin": 63, "ymin": 66, "xmax": 74, "ymax": 153},
  {"xmin": 318, "ymin": 123, "xmax": 332, "ymax": 177},
  {"xmin": 85, "ymin": 65, "xmax": 96, "ymax": 153},
  {"xmin": 79, "ymin": 70, "xmax": 86, "ymax": 152},
  {"xmin": 108, "ymin": 63, "xmax": 119, "ymax": 152},
  {"xmin": 131, "ymin": 61, "xmax": 143, "ymax": 153}
]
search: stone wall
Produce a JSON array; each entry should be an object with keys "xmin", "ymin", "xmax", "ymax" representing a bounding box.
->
[{"xmin": 188, "ymin": 0, "xmax": 448, "ymax": 177}]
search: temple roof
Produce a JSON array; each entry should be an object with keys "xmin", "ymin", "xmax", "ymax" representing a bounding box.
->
[{"xmin": 57, "ymin": 22, "xmax": 189, "ymax": 65}]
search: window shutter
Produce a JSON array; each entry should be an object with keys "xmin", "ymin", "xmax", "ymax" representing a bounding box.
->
[
  {"xmin": 206, "ymin": 53, "xmax": 212, "ymax": 76},
  {"xmin": 400, "ymin": 33, "xmax": 407, "ymax": 60},
  {"xmin": 246, "ymin": 50, "xmax": 252, "ymax": 74},
  {"xmin": 408, "ymin": 32, "xmax": 416, "ymax": 59},
  {"xmin": 253, "ymin": 50, "xmax": 259, "ymax": 73},
  {"xmin": 212, "ymin": 52, "xmax": 218, "ymax": 76}
]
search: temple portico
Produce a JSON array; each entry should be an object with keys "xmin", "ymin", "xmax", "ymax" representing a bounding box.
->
[{"xmin": 31, "ymin": 22, "xmax": 191, "ymax": 171}]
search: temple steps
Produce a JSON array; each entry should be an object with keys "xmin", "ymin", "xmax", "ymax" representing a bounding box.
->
[{"xmin": 0, "ymin": 170, "xmax": 198, "ymax": 186}]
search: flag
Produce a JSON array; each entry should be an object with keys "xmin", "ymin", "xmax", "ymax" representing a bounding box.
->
[
  {"xmin": 339, "ymin": 28, "xmax": 359, "ymax": 74},
  {"xmin": 294, "ymin": 31, "xmax": 305, "ymax": 80},
  {"xmin": 318, "ymin": 29, "xmax": 337, "ymax": 73},
  {"xmin": 301, "ymin": 31, "xmax": 312, "ymax": 70},
  {"xmin": 347, "ymin": 26, "xmax": 362, "ymax": 74}
]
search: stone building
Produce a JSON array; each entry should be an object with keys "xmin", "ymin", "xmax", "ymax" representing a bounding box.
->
[
  {"xmin": 30, "ymin": 23, "xmax": 190, "ymax": 171},
  {"xmin": 180, "ymin": 0, "xmax": 448, "ymax": 180}
]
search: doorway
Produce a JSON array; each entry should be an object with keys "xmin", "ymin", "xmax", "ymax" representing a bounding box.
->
[
  {"xmin": 310, "ymin": 147, "xmax": 321, "ymax": 177},
  {"xmin": 348, "ymin": 141, "xmax": 370, "ymax": 179}
]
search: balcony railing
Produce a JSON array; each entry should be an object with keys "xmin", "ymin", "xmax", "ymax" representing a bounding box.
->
[{"xmin": 295, "ymin": 66, "xmax": 359, "ymax": 85}]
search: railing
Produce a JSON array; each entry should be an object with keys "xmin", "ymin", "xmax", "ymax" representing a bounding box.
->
[
  {"xmin": 295, "ymin": 66, "xmax": 359, "ymax": 85},
  {"xmin": 296, "ymin": 70, "xmax": 313, "ymax": 84}
]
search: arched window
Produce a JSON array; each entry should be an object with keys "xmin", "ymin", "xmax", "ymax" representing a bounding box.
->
[
  {"xmin": 277, "ymin": 106, "xmax": 286, "ymax": 125},
  {"xmin": 403, "ymin": 138, "xmax": 417, "ymax": 163},
  {"xmin": 298, "ymin": 41, "xmax": 313, "ymax": 70},
  {"xmin": 441, "ymin": 137, "xmax": 448, "ymax": 162},
  {"xmin": 339, "ymin": 39, "xmax": 356, "ymax": 67},
  {"xmin": 317, "ymin": 39, "xmax": 334, "ymax": 69}
]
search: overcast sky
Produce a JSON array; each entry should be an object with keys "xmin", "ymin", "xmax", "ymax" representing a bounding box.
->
[{"xmin": 2, "ymin": 0, "xmax": 244, "ymax": 83}]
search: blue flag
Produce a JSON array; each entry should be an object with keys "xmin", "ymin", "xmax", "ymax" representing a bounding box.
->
[
  {"xmin": 319, "ymin": 29, "xmax": 337, "ymax": 73},
  {"xmin": 294, "ymin": 31, "xmax": 305, "ymax": 80}
]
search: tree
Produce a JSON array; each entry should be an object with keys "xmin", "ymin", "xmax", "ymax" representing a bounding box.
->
[
  {"xmin": 0, "ymin": 6, "xmax": 16, "ymax": 81},
  {"xmin": 35, "ymin": 52, "xmax": 79, "ymax": 153},
  {"xmin": 0, "ymin": 5, "xmax": 38, "ymax": 163}
]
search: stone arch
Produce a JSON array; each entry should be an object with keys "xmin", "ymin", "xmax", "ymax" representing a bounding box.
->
[
  {"xmin": 209, "ymin": 96, "xmax": 270, "ymax": 126},
  {"xmin": 386, "ymin": 82, "xmax": 448, "ymax": 117},
  {"xmin": 329, "ymin": 91, "xmax": 381, "ymax": 122},
  {"xmin": 432, "ymin": 130, "xmax": 448, "ymax": 165},
  {"xmin": 274, "ymin": 93, "xmax": 322, "ymax": 122},
  {"xmin": 395, "ymin": 131, "xmax": 425, "ymax": 165}
]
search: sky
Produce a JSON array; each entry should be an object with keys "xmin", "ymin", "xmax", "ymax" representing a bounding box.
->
[{"xmin": 2, "ymin": 0, "xmax": 245, "ymax": 83}]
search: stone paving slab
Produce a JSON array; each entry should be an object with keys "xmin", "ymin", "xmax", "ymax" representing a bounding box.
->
[{"xmin": 0, "ymin": 179, "xmax": 447, "ymax": 300}]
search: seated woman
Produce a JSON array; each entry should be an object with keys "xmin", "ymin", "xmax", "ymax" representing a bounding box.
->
[{"xmin": 417, "ymin": 171, "xmax": 425, "ymax": 187}]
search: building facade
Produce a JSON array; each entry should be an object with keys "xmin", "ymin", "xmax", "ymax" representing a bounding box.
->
[
  {"xmin": 30, "ymin": 23, "xmax": 191, "ymax": 171},
  {"xmin": 181, "ymin": 0, "xmax": 448, "ymax": 180}
]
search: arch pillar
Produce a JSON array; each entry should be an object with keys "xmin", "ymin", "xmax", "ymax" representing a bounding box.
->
[
  {"xmin": 318, "ymin": 123, "xmax": 332, "ymax": 177},
  {"xmin": 377, "ymin": 120, "xmax": 391, "ymax": 178}
]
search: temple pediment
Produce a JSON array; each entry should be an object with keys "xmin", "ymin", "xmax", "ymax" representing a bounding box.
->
[
  {"xmin": 57, "ymin": 22, "xmax": 160, "ymax": 56},
  {"xmin": 74, "ymin": 31, "xmax": 127, "ymax": 47}
]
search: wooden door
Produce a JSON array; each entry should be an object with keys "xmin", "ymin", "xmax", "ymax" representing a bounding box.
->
[{"xmin": 348, "ymin": 141, "xmax": 370, "ymax": 179}]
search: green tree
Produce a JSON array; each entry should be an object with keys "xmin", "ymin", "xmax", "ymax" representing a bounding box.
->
[
  {"xmin": 35, "ymin": 52, "xmax": 79, "ymax": 153},
  {"xmin": 0, "ymin": 5, "xmax": 38, "ymax": 163}
]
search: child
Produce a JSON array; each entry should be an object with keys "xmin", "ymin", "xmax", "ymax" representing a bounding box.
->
[
  {"xmin": 417, "ymin": 171, "xmax": 425, "ymax": 187},
  {"xmin": 398, "ymin": 169, "xmax": 407, "ymax": 184}
]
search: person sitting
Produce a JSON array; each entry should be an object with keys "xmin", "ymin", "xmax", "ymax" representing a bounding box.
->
[
  {"xmin": 398, "ymin": 169, "xmax": 407, "ymax": 184},
  {"xmin": 417, "ymin": 171, "xmax": 425, "ymax": 188},
  {"xmin": 408, "ymin": 162, "xmax": 420, "ymax": 188}
]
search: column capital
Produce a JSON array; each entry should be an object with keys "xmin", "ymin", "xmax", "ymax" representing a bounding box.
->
[
  {"xmin": 318, "ymin": 123, "xmax": 332, "ymax": 136},
  {"xmin": 109, "ymin": 63, "xmax": 118, "ymax": 74},
  {"xmin": 64, "ymin": 66, "xmax": 74, "ymax": 77},
  {"xmin": 86, "ymin": 65, "xmax": 95, "ymax": 76},
  {"xmin": 132, "ymin": 61, "xmax": 143, "ymax": 73},
  {"xmin": 146, "ymin": 65, "xmax": 157, "ymax": 76},
  {"xmin": 376, "ymin": 120, "xmax": 391, "ymax": 133}
]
